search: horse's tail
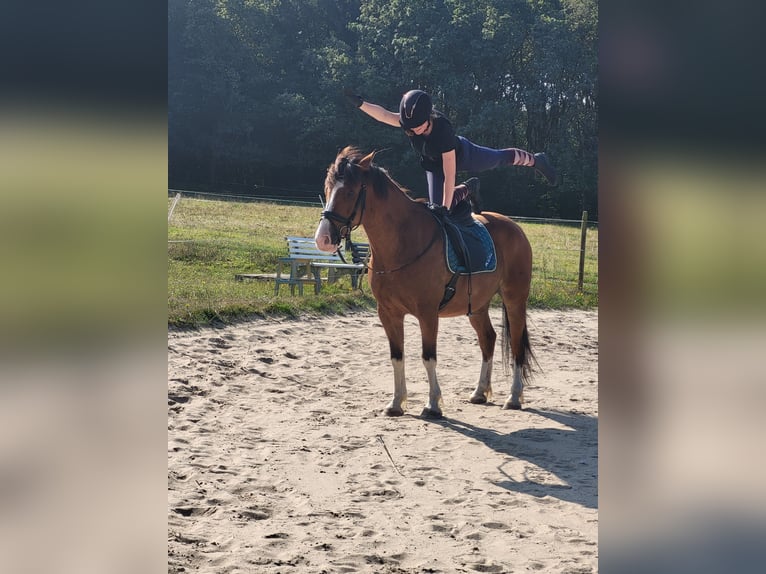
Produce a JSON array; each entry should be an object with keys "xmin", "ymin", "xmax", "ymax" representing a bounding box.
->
[{"xmin": 501, "ymin": 303, "xmax": 538, "ymax": 381}]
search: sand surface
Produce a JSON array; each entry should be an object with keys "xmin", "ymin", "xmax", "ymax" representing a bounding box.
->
[{"xmin": 168, "ymin": 308, "xmax": 598, "ymax": 573}]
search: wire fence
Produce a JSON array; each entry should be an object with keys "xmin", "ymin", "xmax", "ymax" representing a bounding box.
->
[
  {"xmin": 168, "ymin": 188, "xmax": 323, "ymax": 207},
  {"xmin": 168, "ymin": 189, "xmax": 598, "ymax": 293},
  {"xmin": 168, "ymin": 189, "xmax": 599, "ymax": 226}
]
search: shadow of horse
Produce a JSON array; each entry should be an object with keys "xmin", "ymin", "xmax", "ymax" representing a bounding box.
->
[{"xmin": 427, "ymin": 408, "xmax": 597, "ymax": 509}]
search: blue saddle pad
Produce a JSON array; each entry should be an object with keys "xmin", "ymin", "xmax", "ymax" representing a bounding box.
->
[{"xmin": 445, "ymin": 220, "xmax": 497, "ymax": 275}]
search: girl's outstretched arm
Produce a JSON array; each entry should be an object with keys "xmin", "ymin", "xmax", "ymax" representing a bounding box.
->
[{"xmin": 359, "ymin": 101, "xmax": 401, "ymax": 127}]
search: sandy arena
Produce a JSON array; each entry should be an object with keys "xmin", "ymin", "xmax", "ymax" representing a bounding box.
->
[{"xmin": 168, "ymin": 308, "xmax": 597, "ymax": 573}]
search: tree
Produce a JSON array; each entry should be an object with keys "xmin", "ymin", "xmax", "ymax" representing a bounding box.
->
[{"xmin": 168, "ymin": 0, "xmax": 598, "ymax": 218}]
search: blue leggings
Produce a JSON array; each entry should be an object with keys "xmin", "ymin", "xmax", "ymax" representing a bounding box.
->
[{"xmin": 426, "ymin": 136, "xmax": 529, "ymax": 206}]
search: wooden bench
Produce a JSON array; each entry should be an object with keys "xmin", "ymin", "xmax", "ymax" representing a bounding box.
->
[
  {"xmin": 274, "ymin": 236, "xmax": 368, "ymax": 295},
  {"xmin": 322, "ymin": 239, "xmax": 370, "ymax": 290}
]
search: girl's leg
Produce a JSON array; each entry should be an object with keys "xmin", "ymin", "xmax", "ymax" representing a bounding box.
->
[
  {"xmin": 454, "ymin": 177, "xmax": 481, "ymax": 212},
  {"xmin": 428, "ymin": 170, "xmax": 473, "ymax": 210},
  {"xmin": 426, "ymin": 171, "xmax": 445, "ymax": 206},
  {"xmin": 457, "ymin": 136, "xmax": 534, "ymax": 172}
]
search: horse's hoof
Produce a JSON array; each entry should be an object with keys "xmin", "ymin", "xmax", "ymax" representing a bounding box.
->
[
  {"xmin": 384, "ymin": 406, "xmax": 404, "ymax": 417},
  {"xmin": 420, "ymin": 407, "xmax": 443, "ymax": 419},
  {"xmin": 502, "ymin": 401, "xmax": 522, "ymax": 410},
  {"xmin": 469, "ymin": 394, "xmax": 487, "ymax": 404}
]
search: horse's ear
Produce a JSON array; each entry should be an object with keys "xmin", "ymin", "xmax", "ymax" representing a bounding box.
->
[{"xmin": 358, "ymin": 150, "xmax": 377, "ymax": 171}]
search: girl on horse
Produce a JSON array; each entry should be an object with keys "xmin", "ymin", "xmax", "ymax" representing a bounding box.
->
[{"xmin": 344, "ymin": 88, "xmax": 557, "ymax": 213}]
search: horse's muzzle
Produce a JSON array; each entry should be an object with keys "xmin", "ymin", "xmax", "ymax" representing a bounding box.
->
[{"xmin": 314, "ymin": 219, "xmax": 339, "ymax": 252}]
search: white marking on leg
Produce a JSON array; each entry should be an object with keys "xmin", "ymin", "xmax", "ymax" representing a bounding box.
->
[
  {"xmin": 423, "ymin": 358, "xmax": 442, "ymax": 414},
  {"xmin": 385, "ymin": 358, "xmax": 407, "ymax": 413},
  {"xmin": 504, "ymin": 363, "xmax": 524, "ymax": 409},
  {"xmin": 471, "ymin": 358, "xmax": 493, "ymax": 402}
]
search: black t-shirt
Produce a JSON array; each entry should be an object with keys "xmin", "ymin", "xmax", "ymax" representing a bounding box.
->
[{"xmin": 405, "ymin": 111, "xmax": 461, "ymax": 172}]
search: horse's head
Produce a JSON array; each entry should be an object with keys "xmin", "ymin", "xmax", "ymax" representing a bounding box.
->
[{"xmin": 315, "ymin": 146, "xmax": 377, "ymax": 252}]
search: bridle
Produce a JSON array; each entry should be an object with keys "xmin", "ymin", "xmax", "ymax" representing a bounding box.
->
[
  {"xmin": 320, "ymin": 163, "xmax": 367, "ymax": 245},
  {"xmin": 319, "ymin": 156, "xmax": 441, "ymax": 274},
  {"xmin": 320, "ymin": 182, "xmax": 366, "ymax": 245}
]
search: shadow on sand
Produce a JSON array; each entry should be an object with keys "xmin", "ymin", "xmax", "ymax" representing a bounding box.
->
[{"xmin": 427, "ymin": 407, "xmax": 597, "ymax": 509}]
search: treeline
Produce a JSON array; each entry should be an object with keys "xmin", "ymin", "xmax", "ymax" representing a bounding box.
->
[{"xmin": 169, "ymin": 0, "xmax": 597, "ymax": 219}]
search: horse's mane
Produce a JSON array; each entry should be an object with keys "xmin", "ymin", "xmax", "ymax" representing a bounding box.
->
[{"xmin": 327, "ymin": 146, "xmax": 414, "ymax": 199}]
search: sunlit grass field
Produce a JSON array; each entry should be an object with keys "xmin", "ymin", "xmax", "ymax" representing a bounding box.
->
[{"xmin": 168, "ymin": 196, "xmax": 597, "ymax": 327}]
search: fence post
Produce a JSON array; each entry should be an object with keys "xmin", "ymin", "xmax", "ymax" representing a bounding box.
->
[
  {"xmin": 577, "ymin": 210, "xmax": 588, "ymax": 292},
  {"xmin": 168, "ymin": 192, "xmax": 182, "ymax": 223}
]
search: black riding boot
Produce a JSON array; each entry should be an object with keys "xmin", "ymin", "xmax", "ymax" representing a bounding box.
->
[
  {"xmin": 463, "ymin": 177, "xmax": 482, "ymax": 213},
  {"xmin": 533, "ymin": 153, "xmax": 558, "ymax": 186}
]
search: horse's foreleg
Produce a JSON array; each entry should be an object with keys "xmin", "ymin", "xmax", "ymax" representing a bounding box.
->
[
  {"xmin": 418, "ymin": 316, "xmax": 443, "ymax": 418},
  {"xmin": 421, "ymin": 357, "xmax": 442, "ymax": 418},
  {"xmin": 468, "ymin": 309, "xmax": 496, "ymax": 404},
  {"xmin": 386, "ymin": 356, "xmax": 407, "ymax": 416},
  {"xmin": 379, "ymin": 308, "xmax": 407, "ymax": 416}
]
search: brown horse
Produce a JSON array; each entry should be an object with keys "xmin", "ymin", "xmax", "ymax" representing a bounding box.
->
[{"xmin": 314, "ymin": 147, "xmax": 535, "ymax": 417}]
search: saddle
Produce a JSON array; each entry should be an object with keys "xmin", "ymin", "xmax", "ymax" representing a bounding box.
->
[{"xmin": 426, "ymin": 200, "xmax": 497, "ymax": 315}]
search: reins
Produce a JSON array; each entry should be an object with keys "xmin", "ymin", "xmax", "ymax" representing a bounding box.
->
[{"xmin": 369, "ymin": 226, "xmax": 441, "ymax": 274}]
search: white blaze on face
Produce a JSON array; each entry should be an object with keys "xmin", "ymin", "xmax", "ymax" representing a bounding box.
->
[
  {"xmin": 325, "ymin": 181, "xmax": 344, "ymax": 213},
  {"xmin": 314, "ymin": 181, "xmax": 345, "ymax": 251}
]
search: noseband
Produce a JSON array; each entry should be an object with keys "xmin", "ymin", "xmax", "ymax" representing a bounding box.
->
[{"xmin": 320, "ymin": 178, "xmax": 367, "ymax": 244}]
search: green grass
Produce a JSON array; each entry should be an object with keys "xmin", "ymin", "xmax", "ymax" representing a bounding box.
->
[
  {"xmin": 168, "ymin": 196, "xmax": 597, "ymax": 327},
  {"xmin": 523, "ymin": 221, "xmax": 599, "ymax": 308}
]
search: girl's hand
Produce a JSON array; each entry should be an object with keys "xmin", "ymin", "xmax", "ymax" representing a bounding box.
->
[{"xmin": 343, "ymin": 88, "xmax": 363, "ymax": 108}]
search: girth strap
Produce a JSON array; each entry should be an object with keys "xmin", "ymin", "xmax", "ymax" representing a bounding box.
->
[{"xmin": 427, "ymin": 203, "xmax": 474, "ymax": 316}]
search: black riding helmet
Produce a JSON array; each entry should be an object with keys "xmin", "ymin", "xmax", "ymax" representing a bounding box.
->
[{"xmin": 399, "ymin": 90, "xmax": 432, "ymax": 129}]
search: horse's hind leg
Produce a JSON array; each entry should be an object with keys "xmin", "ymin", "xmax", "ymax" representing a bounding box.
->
[
  {"xmin": 502, "ymin": 296, "xmax": 532, "ymax": 410},
  {"xmin": 468, "ymin": 307, "xmax": 496, "ymax": 404}
]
